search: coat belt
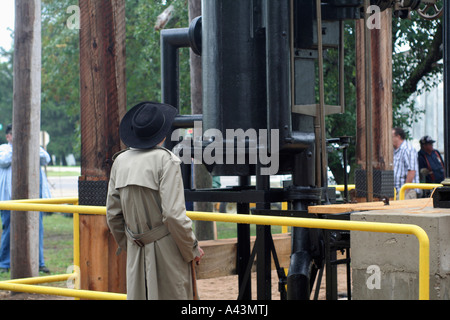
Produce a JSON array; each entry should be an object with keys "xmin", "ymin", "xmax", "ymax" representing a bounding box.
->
[{"xmin": 125, "ymin": 224, "xmax": 170, "ymax": 247}]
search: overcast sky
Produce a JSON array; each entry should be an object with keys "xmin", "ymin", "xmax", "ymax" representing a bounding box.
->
[{"xmin": 0, "ymin": 0, "xmax": 14, "ymax": 51}]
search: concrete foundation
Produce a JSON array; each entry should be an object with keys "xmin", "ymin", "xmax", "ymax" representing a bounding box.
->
[{"xmin": 351, "ymin": 207, "xmax": 450, "ymax": 300}]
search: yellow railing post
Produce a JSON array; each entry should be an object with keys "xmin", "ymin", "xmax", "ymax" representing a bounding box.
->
[
  {"xmin": 399, "ymin": 183, "xmax": 442, "ymax": 200},
  {"xmin": 186, "ymin": 211, "xmax": 430, "ymax": 300}
]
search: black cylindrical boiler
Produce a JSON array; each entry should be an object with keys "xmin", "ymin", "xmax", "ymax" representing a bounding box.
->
[{"xmin": 201, "ymin": 0, "xmax": 315, "ymax": 177}]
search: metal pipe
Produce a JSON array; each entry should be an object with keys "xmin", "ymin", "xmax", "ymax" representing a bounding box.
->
[
  {"xmin": 73, "ymin": 212, "xmax": 80, "ymax": 289},
  {"xmin": 0, "ymin": 199, "xmax": 431, "ymax": 300},
  {"xmin": 173, "ymin": 114, "xmax": 203, "ymax": 128},
  {"xmin": 4, "ymin": 197, "xmax": 79, "ymax": 204},
  {"xmin": 160, "ymin": 27, "xmax": 191, "ymax": 110},
  {"xmin": 316, "ymin": 0, "xmax": 328, "ymax": 190},
  {"xmin": 160, "ymin": 19, "xmax": 201, "ymax": 150},
  {"xmin": 237, "ymin": 176, "xmax": 251, "ymax": 300},
  {"xmin": 1, "ymin": 273, "xmax": 72, "ymax": 285},
  {"xmin": 187, "ymin": 211, "xmax": 430, "ymax": 300},
  {"xmin": 399, "ymin": 183, "xmax": 442, "ymax": 200},
  {"xmin": 255, "ymin": 163, "xmax": 271, "ymax": 300},
  {"xmin": 266, "ymin": 0, "xmax": 292, "ymax": 149},
  {"xmin": 339, "ymin": 21, "xmax": 345, "ymax": 113},
  {"xmin": 0, "ymin": 282, "xmax": 126, "ymax": 300}
]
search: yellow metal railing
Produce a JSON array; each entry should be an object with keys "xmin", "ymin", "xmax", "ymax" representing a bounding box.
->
[
  {"xmin": 0, "ymin": 199, "xmax": 431, "ymax": 300},
  {"xmin": 330, "ymin": 184, "xmax": 356, "ymax": 192},
  {"xmin": 399, "ymin": 183, "xmax": 443, "ymax": 200},
  {"xmin": 188, "ymin": 211, "xmax": 430, "ymax": 300}
]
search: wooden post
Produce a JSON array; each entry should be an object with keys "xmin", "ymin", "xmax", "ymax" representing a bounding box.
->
[
  {"xmin": 79, "ymin": 0, "xmax": 127, "ymax": 293},
  {"xmin": 10, "ymin": 0, "xmax": 42, "ymax": 280},
  {"xmin": 355, "ymin": 9, "xmax": 393, "ymax": 201}
]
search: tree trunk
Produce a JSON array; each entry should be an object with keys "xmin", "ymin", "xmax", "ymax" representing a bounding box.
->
[{"xmin": 10, "ymin": 0, "xmax": 42, "ymax": 280}]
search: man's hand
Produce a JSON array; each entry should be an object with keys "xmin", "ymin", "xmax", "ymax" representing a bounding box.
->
[{"xmin": 194, "ymin": 246, "xmax": 205, "ymax": 265}]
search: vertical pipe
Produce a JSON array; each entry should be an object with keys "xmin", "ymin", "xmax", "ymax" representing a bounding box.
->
[
  {"xmin": 73, "ymin": 212, "xmax": 80, "ymax": 290},
  {"xmin": 339, "ymin": 21, "xmax": 345, "ymax": 113},
  {"xmin": 255, "ymin": 165, "xmax": 271, "ymax": 300},
  {"xmin": 237, "ymin": 176, "xmax": 251, "ymax": 300},
  {"xmin": 160, "ymin": 27, "xmax": 191, "ymax": 168},
  {"xmin": 315, "ymin": 0, "xmax": 327, "ymax": 191},
  {"xmin": 160, "ymin": 27, "xmax": 190, "ymax": 111},
  {"xmin": 266, "ymin": 0, "xmax": 292, "ymax": 148}
]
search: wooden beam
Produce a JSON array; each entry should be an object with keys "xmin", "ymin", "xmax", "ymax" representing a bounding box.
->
[
  {"xmin": 356, "ymin": 10, "xmax": 393, "ymax": 171},
  {"xmin": 11, "ymin": 0, "xmax": 42, "ymax": 279},
  {"xmin": 78, "ymin": 0, "xmax": 127, "ymax": 294},
  {"xmin": 196, "ymin": 233, "xmax": 291, "ymax": 279},
  {"xmin": 356, "ymin": 9, "xmax": 393, "ymax": 202},
  {"xmin": 308, "ymin": 198, "xmax": 433, "ymax": 215}
]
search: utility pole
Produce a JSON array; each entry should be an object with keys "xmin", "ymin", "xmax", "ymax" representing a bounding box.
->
[
  {"xmin": 355, "ymin": 9, "xmax": 394, "ymax": 202},
  {"xmin": 10, "ymin": 0, "xmax": 42, "ymax": 280},
  {"xmin": 78, "ymin": 0, "xmax": 127, "ymax": 293}
]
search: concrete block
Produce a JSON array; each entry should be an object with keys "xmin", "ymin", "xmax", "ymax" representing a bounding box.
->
[{"xmin": 351, "ymin": 207, "xmax": 450, "ymax": 300}]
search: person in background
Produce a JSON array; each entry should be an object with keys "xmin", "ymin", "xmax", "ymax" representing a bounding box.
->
[
  {"xmin": 0, "ymin": 124, "xmax": 52, "ymax": 273},
  {"xmin": 392, "ymin": 127, "xmax": 419, "ymax": 199},
  {"xmin": 418, "ymin": 135, "xmax": 445, "ymax": 185}
]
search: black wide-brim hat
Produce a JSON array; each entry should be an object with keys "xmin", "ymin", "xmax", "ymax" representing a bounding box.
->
[{"xmin": 119, "ymin": 101, "xmax": 178, "ymax": 149}]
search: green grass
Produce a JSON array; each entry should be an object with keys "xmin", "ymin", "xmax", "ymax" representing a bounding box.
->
[
  {"xmin": 42, "ymin": 213, "xmax": 74, "ymax": 276},
  {"xmin": 215, "ymin": 221, "xmax": 284, "ymax": 239},
  {"xmin": 45, "ymin": 166, "xmax": 80, "ymax": 177},
  {"xmin": 0, "ymin": 213, "xmax": 74, "ymax": 284}
]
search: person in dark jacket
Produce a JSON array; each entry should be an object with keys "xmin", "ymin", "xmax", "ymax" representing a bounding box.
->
[{"xmin": 418, "ymin": 135, "xmax": 445, "ymax": 184}]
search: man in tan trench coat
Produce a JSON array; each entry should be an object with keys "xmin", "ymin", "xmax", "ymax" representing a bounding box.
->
[{"xmin": 106, "ymin": 101, "xmax": 204, "ymax": 300}]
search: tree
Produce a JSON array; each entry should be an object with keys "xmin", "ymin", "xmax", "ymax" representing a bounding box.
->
[
  {"xmin": 0, "ymin": 1, "xmax": 191, "ymax": 165},
  {"xmin": 0, "ymin": 3, "xmax": 442, "ymax": 182},
  {"xmin": 326, "ymin": 13, "xmax": 443, "ymax": 184},
  {"xmin": 392, "ymin": 15, "xmax": 443, "ymax": 130},
  {"xmin": 41, "ymin": 0, "xmax": 80, "ymax": 164},
  {"xmin": 125, "ymin": 0, "xmax": 191, "ymax": 114}
]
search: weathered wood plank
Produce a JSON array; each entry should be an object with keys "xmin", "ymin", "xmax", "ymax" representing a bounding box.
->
[
  {"xmin": 78, "ymin": 0, "xmax": 127, "ymax": 294},
  {"xmin": 196, "ymin": 233, "xmax": 291, "ymax": 280},
  {"xmin": 79, "ymin": 215, "xmax": 126, "ymax": 294},
  {"xmin": 308, "ymin": 198, "xmax": 433, "ymax": 214},
  {"xmin": 11, "ymin": 0, "xmax": 42, "ymax": 279}
]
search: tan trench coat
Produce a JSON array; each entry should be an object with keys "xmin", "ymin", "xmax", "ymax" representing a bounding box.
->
[{"xmin": 106, "ymin": 147, "xmax": 201, "ymax": 300}]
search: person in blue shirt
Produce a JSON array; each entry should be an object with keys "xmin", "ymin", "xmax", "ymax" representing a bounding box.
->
[
  {"xmin": 0, "ymin": 124, "xmax": 52, "ymax": 273},
  {"xmin": 418, "ymin": 136, "xmax": 445, "ymax": 184}
]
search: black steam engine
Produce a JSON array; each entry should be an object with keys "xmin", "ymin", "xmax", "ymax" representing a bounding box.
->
[{"xmin": 160, "ymin": 0, "xmax": 445, "ymax": 300}]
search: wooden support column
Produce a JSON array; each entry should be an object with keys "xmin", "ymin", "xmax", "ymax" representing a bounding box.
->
[
  {"xmin": 10, "ymin": 0, "xmax": 42, "ymax": 280},
  {"xmin": 79, "ymin": 0, "xmax": 127, "ymax": 294},
  {"xmin": 355, "ymin": 9, "xmax": 393, "ymax": 201}
]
